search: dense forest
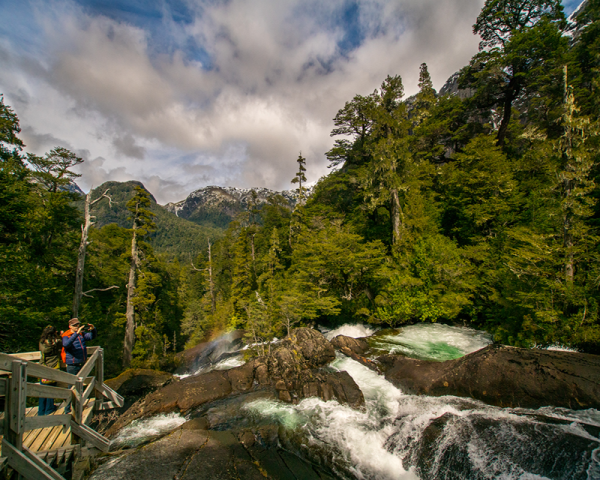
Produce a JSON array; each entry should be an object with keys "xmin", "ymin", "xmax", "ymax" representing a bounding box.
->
[{"xmin": 2, "ymin": 0, "xmax": 600, "ymax": 376}]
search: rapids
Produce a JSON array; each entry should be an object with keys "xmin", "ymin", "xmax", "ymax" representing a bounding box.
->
[
  {"xmin": 242, "ymin": 352, "xmax": 600, "ymax": 479},
  {"xmin": 238, "ymin": 324, "xmax": 599, "ymax": 479},
  {"xmin": 368, "ymin": 323, "xmax": 492, "ymax": 361},
  {"xmin": 115, "ymin": 324, "xmax": 600, "ymax": 479}
]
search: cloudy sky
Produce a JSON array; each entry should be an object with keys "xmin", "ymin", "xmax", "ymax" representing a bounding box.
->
[{"xmin": 0, "ymin": 0, "xmax": 583, "ymax": 204}]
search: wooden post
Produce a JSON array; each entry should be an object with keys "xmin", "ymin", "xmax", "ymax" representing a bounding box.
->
[
  {"xmin": 70, "ymin": 378, "xmax": 84, "ymax": 446},
  {"xmin": 7, "ymin": 360, "xmax": 27, "ymax": 450},
  {"xmin": 94, "ymin": 349, "xmax": 104, "ymax": 412}
]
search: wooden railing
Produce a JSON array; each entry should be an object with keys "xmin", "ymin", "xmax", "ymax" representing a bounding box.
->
[{"xmin": 0, "ymin": 346, "xmax": 124, "ymax": 480}]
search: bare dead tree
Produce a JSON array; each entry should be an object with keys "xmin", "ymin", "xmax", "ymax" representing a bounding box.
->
[
  {"xmin": 190, "ymin": 239, "xmax": 216, "ymax": 314},
  {"xmin": 72, "ymin": 188, "xmax": 112, "ymax": 317}
]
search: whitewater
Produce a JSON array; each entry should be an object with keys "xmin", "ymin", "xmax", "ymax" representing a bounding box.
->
[{"xmin": 115, "ymin": 324, "xmax": 600, "ymax": 479}]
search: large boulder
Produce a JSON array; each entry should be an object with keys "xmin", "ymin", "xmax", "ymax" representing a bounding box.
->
[
  {"xmin": 379, "ymin": 344, "xmax": 600, "ymax": 409},
  {"xmin": 104, "ymin": 369, "xmax": 174, "ymax": 398},
  {"xmin": 330, "ymin": 335, "xmax": 369, "ymax": 355},
  {"xmin": 107, "ymin": 328, "xmax": 364, "ymax": 436},
  {"xmin": 92, "ymin": 418, "xmax": 339, "ymax": 480}
]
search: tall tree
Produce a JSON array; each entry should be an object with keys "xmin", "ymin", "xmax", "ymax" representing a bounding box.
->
[
  {"xmin": 72, "ymin": 189, "xmax": 112, "ymax": 318},
  {"xmin": 123, "ymin": 186, "xmax": 156, "ymax": 368},
  {"xmin": 27, "ymin": 147, "xmax": 83, "ymax": 193},
  {"xmin": 463, "ymin": 0, "xmax": 565, "ymax": 145},
  {"xmin": 291, "ymin": 153, "xmax": 308, "ymax": 203}
]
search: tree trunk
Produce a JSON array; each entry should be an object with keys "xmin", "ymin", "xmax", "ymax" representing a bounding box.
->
[
  {"xmin": 564, "ymin": 181, "xmax": 574, "ymax": 284},
  {"xmin": 123, "ymin": 208, "xmax": 139, "ymax": 368},
  {"xmin": 72, "ymin": 188, "xmax": 110, "ymax": 318},
  {"xmin": 208, "ymin": 239, "xmax": 215, "ymax": 314},
  {"xmin": 496, "ymin": 77, "xmax": 519, "ymax": 146},
  {"xmin": 391, "ymin": 189, "xmax": 403, "ymax": 245},
  {"xmin": 72, "ymin": 192, "xmax": 92, "ymax": 318}
]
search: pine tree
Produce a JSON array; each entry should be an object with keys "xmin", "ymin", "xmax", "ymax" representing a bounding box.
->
[
  {"xmin": 412, "ymin": 63, "xmax": 437, "ymax": 126},
  {"xmin": 291, "ymin": 153, "xmax": 308, "ymax": 203}
]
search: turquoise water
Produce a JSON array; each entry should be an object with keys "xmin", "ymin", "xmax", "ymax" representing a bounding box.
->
[{"xmin": 367, "ymin": 323, "xmax": 492, "ymax": 361}]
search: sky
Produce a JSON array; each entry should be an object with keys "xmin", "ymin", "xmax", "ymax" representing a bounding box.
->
[{"xmin": 0, "ymin": 0, "xmax": 584, "ymax": 204}]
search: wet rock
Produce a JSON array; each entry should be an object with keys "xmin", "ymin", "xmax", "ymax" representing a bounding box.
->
[
  {"xmin": 330, "ymin": 335, "xmax": 381, "ymax": 373},
  {"xmin": 268, "ymin": 327, "xmax": 336, "ymax": 379},
  {"xmin": 104, "ymin": 369, "xmax": 174, "ymax": 399},
  {"xmin": 379, "ymin": 344, "xmax": 600, "ymax": 409},
  {"xmin": 108, "ymin": 328, "xmax": 364, "ymax": 435},
  {"xmin": 92, "ymin": 418, "xmax": 341, "ymax": 480},
  {"xmin": 330, "ymin": 335, "xmax": 369, "ymax": 355},
  {"xmin": 225, "ymin": 361, "xmax": 254, "ymax": 393},
  {"xmin": 106, "ymin": 370, "xmax": 234, "ymax": 437}
]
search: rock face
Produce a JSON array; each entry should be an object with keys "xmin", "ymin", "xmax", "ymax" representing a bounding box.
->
[
  {"xmin": 107, "ymin": 328, "xmax": 364, "ymax": 437},
  {"xmin": 92, "ymin": 418, "xmax": 338, "ymax": 480},
  {"xmin": 379, "ymin": 344, "xmax": 600, "ymax": 410}
]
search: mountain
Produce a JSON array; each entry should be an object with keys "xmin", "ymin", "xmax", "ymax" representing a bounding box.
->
[
  {"xmin": 77, "ymin": 181, "xmax": 223, "ymax": 257},
  {"xmin": 164, "ymin": 185, "xmax": 309, "ymax": 228}
]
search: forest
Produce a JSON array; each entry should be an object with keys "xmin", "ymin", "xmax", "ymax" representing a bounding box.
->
[{"xmin": 1, "ymin": 0, "xmax": 599, "ymax": 377}]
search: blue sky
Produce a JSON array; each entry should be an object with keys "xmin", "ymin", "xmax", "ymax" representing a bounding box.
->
[{"xmin": 0, "ymin": 0, "xmax": 585, "ymax": 203}]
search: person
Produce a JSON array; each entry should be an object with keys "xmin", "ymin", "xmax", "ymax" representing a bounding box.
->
[
  {"xmin": 38, "ymin": 325, "xmax": 62, "ymax": 416},
  {"xmin": 62, "ymin": 317, "xmax": 97, "ymax": 413}
]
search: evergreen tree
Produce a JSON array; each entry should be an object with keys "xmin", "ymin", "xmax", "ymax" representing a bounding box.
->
[
  {"xmin": 291, "ymin": 153, "xmax": 308, "ymax": 203},
  {"xmin": 463, "ymin": 0, "xmax": 566, "ymax": 145}
]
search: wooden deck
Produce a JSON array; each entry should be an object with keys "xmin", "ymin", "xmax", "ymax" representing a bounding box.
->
[
  {"xmin": 2, "ymin": 399, "xmax": 95, "ymax": 453},
  {"xmin": 0, "ymin": 349, "xmax": 123, "ymax": 479}
]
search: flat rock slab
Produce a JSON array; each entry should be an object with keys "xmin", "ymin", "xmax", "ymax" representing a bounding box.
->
[
  {"xmin": 91, "ymin": 420, "xmax": 338, "ymax": 480},
  {"xmin": 379, "ymin": 344, "xmax": 600, "ymax": 409}
]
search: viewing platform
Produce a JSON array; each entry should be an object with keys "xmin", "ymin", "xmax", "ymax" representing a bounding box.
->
[{"xmin": 0, "ymin": 347, "xmax": 123, "ymax": 479}]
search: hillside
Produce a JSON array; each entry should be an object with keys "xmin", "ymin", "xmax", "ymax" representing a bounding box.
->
[
  {"xmin": 78, "ymin": 181, "xmax": 224, "ymax": 258},
  {"xmin": 164, "ymin": 185, "xmax": 308, "ymax": 228}
]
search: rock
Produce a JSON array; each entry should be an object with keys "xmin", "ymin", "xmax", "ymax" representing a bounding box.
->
[
  {"xmin": 106, "ymin": 370, "xmax": 234, "ymax": 437},
  {"xmin": 271, "ymin": 327, "xmax": 336, "ymax": 373},
  {"xmin": 330, "ymin": 335, "xmax": 369, "ymax": 355},
  {"xmin": 108, "ymin": 328, "xmax": 363, "ymax": 436},
  {"xmin": 92, "ymin": 418, "xmax": 338, "ymax": 480},
  {"xmin": 104, "ymin": 369, "xmax": 175, "ymax": 398},
  {"xmin": 379, "ymin": 344, "xmax": 600, "ymax": 410},
  {"xmin": 330, "ymin": 335, "xmax": 381, "ymax": 373}
]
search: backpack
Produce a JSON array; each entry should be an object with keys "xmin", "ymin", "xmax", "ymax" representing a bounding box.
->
[{"xmin": 61, "ymin": 329, "xmax": 72, "ymax": 364}]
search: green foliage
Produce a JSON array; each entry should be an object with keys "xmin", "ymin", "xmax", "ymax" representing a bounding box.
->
[
  {"xmin": 76, "ymin": 181, "xmax": 223, "ymax": 259},
  {"xmin": 375, "ymin": 235, "xmax": 474, "ymax": 326},
  {"xmin": 4, "ymin": 0, "xmax": 600, "ymax": 360}
]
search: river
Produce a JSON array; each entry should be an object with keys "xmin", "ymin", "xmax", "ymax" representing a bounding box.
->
[{"xmin": 114, "ymin": 323, "xmax": 600, "ymax": 479}]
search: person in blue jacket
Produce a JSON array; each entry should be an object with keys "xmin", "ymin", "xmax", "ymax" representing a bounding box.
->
[{"xmin": 62, "ymin": 317, "xmax": 97, "ymax": 413}]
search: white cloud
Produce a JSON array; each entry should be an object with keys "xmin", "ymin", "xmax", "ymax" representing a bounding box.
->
[{"xmin": 0, "ymin": 0, "xmax": 484, "ymax": 204}]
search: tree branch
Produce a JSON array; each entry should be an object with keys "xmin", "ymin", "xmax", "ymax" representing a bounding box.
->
[
  {"xmin": 90, "ymin": 188, "xmax": 114, "ymax": 207},
  {"xmin": 82, "ymin": 285, "xmax": 119, "ymax": 298}
]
